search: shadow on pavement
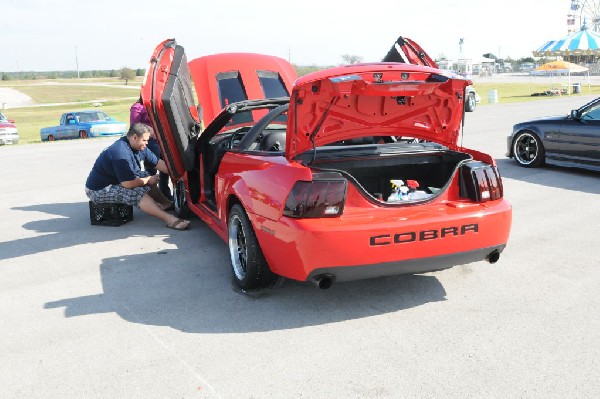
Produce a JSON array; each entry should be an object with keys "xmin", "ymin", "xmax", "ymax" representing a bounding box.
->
[
  {"xmin": 3, "ymin": 202, "xmax": 182, "ymax": 261},
  {"xmin": 45, "ymin": 249, "xmax": 447, "ymax": 333},
  {"xmin": 497, "ymin": 158, "xmax": 600, "ymax": 194},
  {"xmin": 20, "ymin": 203, "xmax": 447, "ymax": 333}
]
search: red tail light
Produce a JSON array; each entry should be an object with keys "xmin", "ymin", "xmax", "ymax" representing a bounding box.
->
[
  {"xmin": 283, "ymin": 175, "xmax": 347, "ymax": 218},
  {"xmin": 460, "ymin": 162, "xmax": 503, "ymax": 202}
]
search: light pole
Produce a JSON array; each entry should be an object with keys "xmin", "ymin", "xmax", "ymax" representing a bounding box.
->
[{"xmin": 75, "ymin": 46, "xmax": 80, "ymax": 78}]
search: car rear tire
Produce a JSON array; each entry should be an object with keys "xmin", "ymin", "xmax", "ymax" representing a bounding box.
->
[
  {"xmin": 465, "ymin": 93, "xmax": 476, "ymax": 112},
  {"xmin": 79, "ymin": 130, "xmax": 88, "ymax": 139},
  {"xmin": 513, "ymin": 131, "xmax": 545, "ymax": 167},
  {"xmin": 228, "ymin": 204, "xmax": 282, "ymax": 291},
  {"xmin": 47, "ymin": 135, "xmax": 55, "ymax": 142},
  {"xmin": 173, "ymin": 180, "xmax": 190, "ymax": 218}
]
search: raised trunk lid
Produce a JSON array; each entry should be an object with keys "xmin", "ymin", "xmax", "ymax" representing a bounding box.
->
[{"xmin": 285, "ymin": 64, "xmax": 470, "ymax": 160}]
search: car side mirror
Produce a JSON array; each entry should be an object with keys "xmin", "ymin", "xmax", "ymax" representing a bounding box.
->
[
  {"xmin": 8, "ymin": 119, "xmax": 15, "ymax": 123},
  {"xmin": 571, "ymin": 110, "xmax": 581, "ymax": 119}
]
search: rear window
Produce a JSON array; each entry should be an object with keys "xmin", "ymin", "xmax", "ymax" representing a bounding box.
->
[
  {"xmin": 217, "ymin": 71, "xmax": 252, "ymax": 125},
  {"xmin": 258, "ymin": 70, "xmax": 289, "ymax": 123},
  {"xmin": 257, "ymin": 70, "xmax": 289, "ymax": 98}
]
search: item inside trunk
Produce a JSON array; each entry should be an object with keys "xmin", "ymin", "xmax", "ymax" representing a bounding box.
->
[{"xmin": 305, "ymin": 144, "xmax": 472, "ymax": 202}]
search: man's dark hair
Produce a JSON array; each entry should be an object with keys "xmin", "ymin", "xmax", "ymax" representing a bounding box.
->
[{"xmin": 127, "ymin": 122, "xmax": 150, "ymax": 138}]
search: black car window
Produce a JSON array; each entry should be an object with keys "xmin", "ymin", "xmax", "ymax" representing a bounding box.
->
[
  {"xmin": 257, "ymin": 70, "xmax": 289, "ymax": 123},
  {"xmin": 257, "ymin": 70, "xmax": 289, "ymax": 98},
  {"xmin": 216, "ymin": 71, "xmax": 252, "ymax": 125},
  {"xmin": 583, "ymin": 103, "xmax": 600, "ymax": 120}
]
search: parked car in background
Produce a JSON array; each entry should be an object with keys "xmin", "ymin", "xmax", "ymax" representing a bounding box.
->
[
  {"xmin": 465, "ymin": 85, "xmax": 480, "ymax": 112},
  {"xmin": 519, "ymin": 62, "xmax": 536, "ymax": 73},
  {"xmin": 143, "ymin": 38, "xmax": 512, "ymax": 291},
  {"xmin": 0, "ymin": 112, "xmax": 18, "ymax": 145},
  {"xmin": 40, "ymin": 110, "xmax": 127, "ymax": 141},
  {"xmin": 507, "ymin": 96, "xmax": 600, "ymax": 171}
]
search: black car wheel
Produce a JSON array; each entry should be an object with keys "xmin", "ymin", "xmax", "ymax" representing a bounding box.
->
[
  {"xmin": 79, "ymin": 130, "xmax": 88, "ymax": 139},
  {"xmin": 465, "ymin": 93, "xmax": 476, "ymax": 112},
  {"xmin": 513, "ymin": 131, "xmax": 545, "ymax": 167},
  {"xmin": 173, "ymin": 180, "xmax": 190, "ymax": 218},
  {"xmin": 228, "ymin": 204, "xmax": 282, "ymax": 290}
]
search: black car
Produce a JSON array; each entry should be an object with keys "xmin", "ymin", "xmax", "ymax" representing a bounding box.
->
[{"xmin": 507, "ymin": 97, "xmax": 600, "ymax": 172}]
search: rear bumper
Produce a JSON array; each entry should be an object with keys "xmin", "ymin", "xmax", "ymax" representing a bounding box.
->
[
  {"xmin": 0, "ymin": 134, "xmax": 19, "ymax": 145},
  {"xmin": 253, "ymin": 199, "xmax": 512, "ymax": 282},
  {"xmin": 307, "ymin": 245, "xmax": 505, "ymax": 283},
  {"xmin": 90, "ymin": 132, "xmax": 126, "ymax": 138}
]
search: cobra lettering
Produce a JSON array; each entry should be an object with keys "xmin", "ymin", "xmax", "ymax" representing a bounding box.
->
[{"xmin": 369, "ymin": 224, "xmax": 479, "ymax": 246}]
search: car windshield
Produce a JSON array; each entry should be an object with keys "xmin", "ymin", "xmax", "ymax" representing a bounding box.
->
[
  {"xmin": 582, "ymin": 102, "xmax": 600, "ymax": 120},
  {"xmin": 76, "ymin": 112, "xmax": 109, "ymax": 122},
  {"xmin": 0, "ymin": 113, "xmax": 7, "ymax": 122}
]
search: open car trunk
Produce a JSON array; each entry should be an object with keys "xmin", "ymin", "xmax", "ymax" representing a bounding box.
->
[{"xmin": 295, "ymin": 142, "xmax": 471, "ymax": 202}]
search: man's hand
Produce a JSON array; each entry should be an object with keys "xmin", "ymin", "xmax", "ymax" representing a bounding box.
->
[
  {"xmin": 120, "ymin": 174, "xmax": 159, "ymax": 189},
  {"xmin": 146, "ymin": 174, "xmax": 160, "ymax": 186}
]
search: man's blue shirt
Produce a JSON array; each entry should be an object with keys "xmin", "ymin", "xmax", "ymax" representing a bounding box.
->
[
  {"xmin": 86, "ymin": 136, "xmax": 158, "ymax": 190},
  {"xmin": 144, "ymin": 137, "xmax": 162, "ymax": 174}
]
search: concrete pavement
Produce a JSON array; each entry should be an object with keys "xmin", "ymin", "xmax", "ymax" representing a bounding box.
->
[{"xmin": 1, "ymin": 97, "xmax": 599, "ymax": 398}]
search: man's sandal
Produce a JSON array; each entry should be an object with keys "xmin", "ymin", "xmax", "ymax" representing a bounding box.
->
[{"xmin": 167, "ymin": 219, "xmax": 190, "ymax": 230}]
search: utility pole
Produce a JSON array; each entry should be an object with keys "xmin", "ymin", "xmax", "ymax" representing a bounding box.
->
[{"xmin": 75, "ymin": 45, "xmax": 80, "ymax": 78}]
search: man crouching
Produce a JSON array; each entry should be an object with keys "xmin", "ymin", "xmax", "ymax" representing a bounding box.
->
[{"xmin": 85, "ymin": 123, "xmax": 190, "ymax": 230}]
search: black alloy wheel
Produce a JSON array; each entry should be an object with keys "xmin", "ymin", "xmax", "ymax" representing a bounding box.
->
[{"xmin": 513, "ymin": 131, "xmax": 545, "ymax": 167}]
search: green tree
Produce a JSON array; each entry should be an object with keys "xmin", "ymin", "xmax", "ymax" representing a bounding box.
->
[
  {"xmin": 293, "ymin": 64, "xmax": 323, "ymax": 77},
  {"xmin": 519, "ymin": 57, "xmax": 536, "ymax": 63},
  {"xmin": 135, "ymin": 68, "xmax": 145, "ymax": 77},
  {"xmin": 120, "ymin": 68, "xmax": 136, "ymax": 85},
  {"xmin": 341, "ymin": 54, "xmax": 363, "ymax": 65}
]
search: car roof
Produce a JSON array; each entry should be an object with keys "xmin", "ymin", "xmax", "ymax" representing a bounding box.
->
[{"xmin": 188, "ymin": 53, "xmax": 297, "ymax": 125}]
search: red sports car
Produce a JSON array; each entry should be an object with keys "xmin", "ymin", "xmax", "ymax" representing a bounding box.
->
[{"xmin": 142, "ymin": 39, "xmax": 512, "ymax": 290}]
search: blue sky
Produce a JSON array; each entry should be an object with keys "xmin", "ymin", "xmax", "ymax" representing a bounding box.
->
[{"xmin": 2, "ymin": 0, "xmax": 572, "ymax": 72}]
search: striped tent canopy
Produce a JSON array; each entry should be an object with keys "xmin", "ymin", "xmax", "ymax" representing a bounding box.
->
[{"xmin": 534, "ymin": 25, "xmax": 600, "ymax": 56}]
